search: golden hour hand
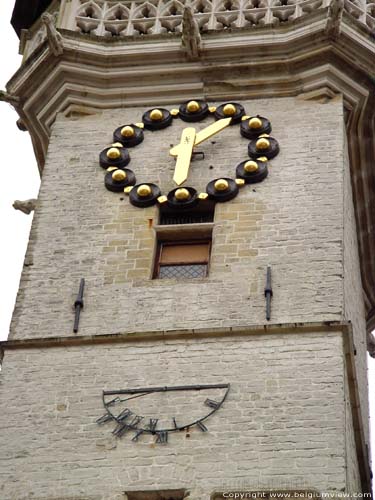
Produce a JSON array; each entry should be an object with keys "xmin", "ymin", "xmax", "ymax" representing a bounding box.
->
[
  {"xmin": 169, "ymin": 117, "xmax": 232, "ymax": 158},
  {"xmin": 173, "ymin": 127, "xmax": 196, "ymax": 186}
]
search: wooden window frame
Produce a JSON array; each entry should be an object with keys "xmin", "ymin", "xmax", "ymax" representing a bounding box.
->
[{"xmin": 153, "ymin": 239, "xmax": 211, "ymax": 279}]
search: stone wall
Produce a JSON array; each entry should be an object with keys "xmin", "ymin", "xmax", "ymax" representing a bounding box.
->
[
  {"xmin": 342, "ymin": 132, "xmax": 369, "ymax": 441},
  {"xmin": 0, "ymin": 331, "xmax": 346, "ymax": 500},
  {"xmin": 10, "ymin": 97, "xmax": 345, "ymax": 340},
  {"xmin": 1, "ymin": 95, "xmax": 370, "ymax": 497}
]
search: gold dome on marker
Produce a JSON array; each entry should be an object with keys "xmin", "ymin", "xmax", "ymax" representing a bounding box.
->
[
  {"xmin": 223, "ymin": 104, "xmax": 236, "ymax": 116},
  {"xmin": 107, "ymin": 147, "xmax": 121, "ymax": 159},
  {"xmin": 256, "ymin": 138, "xmax": 270, "ymax": 150},
  {"xmin": 121, "ymin": 126, "xmax": 135, "ymax": 138},
  {"xmin": 112, "ymin": 169, "xmax": 127, "ymax": 182},
  {"xmin": 244, "ymin": 161, "xmax": 259, "ymax": 173},
  {"xmin": 150, "ymin": 109, "xmax": 163, "ymax": 121},
  {"xmin": 187, "ymin": 100, "xmax": 201, "ymax": 113},
  {"xmin": 137, "ymin": 184, "xmax": 152, "ymax": 197},
  {"xmin": 157, "ymin": 195, "xmax": 168, "ymax": 204},
  {"xmin": 174, "ymin": 188, "xmax": 190, "ymax": 201},
  {"xmin": 170, "ymin": 109, "xmax": 179, "ymax": 116},
  {"xmin": 258, "ymin": 156, "xmax": 268, "ymax": 162},
  {"xmin": 214, "ymin": 179, "xmax": 229, "ymax": 191},
  {"xmin": 198, "ymin": 192, "xmax": 209, "ymax": 200},
  {"xmin": 249, "ymin": 117, "xmax": 262, "ymax": 129}
]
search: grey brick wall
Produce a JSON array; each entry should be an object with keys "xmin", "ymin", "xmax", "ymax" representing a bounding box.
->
[
  {"xmin": 342, "ymin": 132, "xmax": 369, "ymax": 441},
  {"xmin": 1, "ymin": 95, "xmax": 370, "ymax": 498},
  {"xmin": 10, "ymin": 97, "xmax": 345, "ymax": 339},
  {"xmin": 0, "ymin": 332, "xmax": 346, "ymax": 500}
]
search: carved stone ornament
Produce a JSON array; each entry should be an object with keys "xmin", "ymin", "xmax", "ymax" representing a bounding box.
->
[
  {"xmin": 181, "ymin": 6, "xmax": 201, "ymax": 61},
  {"xmin": 13, "ymin": 199, "xmax": 38, "ymax": 215},
  {"xmin": 41, "ymin": 12, "xmax": 63, "ymax": 56}
]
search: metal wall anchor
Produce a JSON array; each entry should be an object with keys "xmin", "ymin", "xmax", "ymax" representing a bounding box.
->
[
  {"xmin": 73, "ymin": 278, "xmax": 85, "ymax": 333},
  {"xmin": 264, "ymin": 266, "xmax": 273, "ymax": 321}
]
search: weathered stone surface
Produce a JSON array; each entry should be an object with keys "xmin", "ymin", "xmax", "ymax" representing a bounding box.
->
[
  {"xmin": 10, "ymin": 97, "xmax": 346, "ymax": 339},
  {"xmin": 0, "ymin": 332, "xmax": 347, "ymax": 499},
  {"xmin": 1, "ymin": 96, "xmax": 370, "ymax": 498}
]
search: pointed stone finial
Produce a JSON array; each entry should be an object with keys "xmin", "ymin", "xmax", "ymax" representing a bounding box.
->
[
  {"xmin": 41, "ymin": 13, "xmax": 63, "ymax": 56},
  {"xmin": 181, "ymin": 6, "xmax": 201, "ymax": 61}
]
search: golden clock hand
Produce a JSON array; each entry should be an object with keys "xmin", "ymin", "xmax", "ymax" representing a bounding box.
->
[
  {"xmin": 169, "ymin": 117, "xmax": 232, "ymax": 157},
  {"xmin": 173, "ymin": 127, "xmax": 196, "ymax": 186}
]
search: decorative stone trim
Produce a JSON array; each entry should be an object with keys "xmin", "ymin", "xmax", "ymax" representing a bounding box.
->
[{"xmin": 57, "ymin": 0, "xmax": 375, "ymax": 38}]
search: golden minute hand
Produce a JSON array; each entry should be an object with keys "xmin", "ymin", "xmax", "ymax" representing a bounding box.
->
[
  {"xmin": 169, "ymin": 117, "xmax": 232, "ymax": 157},
  {"xmin": 173, "ymin": 127, "xmax": 196, "ymax": 186}
]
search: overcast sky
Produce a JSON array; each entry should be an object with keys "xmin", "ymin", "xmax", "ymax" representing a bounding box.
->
[{"xmin": 0, "ymin": 0, "xmax": 374, "ymax": 472}]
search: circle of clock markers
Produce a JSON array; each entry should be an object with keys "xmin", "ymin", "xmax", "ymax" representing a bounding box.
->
[
  {"xmin": 96, "ymin": 383, "xmax": 230, "ymax": 444},
  {"xmin": 98, "ymin": 101, "xmax": 280, "ymax": 208}
]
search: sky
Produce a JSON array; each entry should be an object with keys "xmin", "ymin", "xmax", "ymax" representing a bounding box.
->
[{"xmin": 0, "ymin": 0, "xmax": 374, "ymax": 480}]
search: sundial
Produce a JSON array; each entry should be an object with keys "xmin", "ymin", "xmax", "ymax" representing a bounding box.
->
[{"xmin": 96, "ymin": 383, "xmax": 230, "ymax": 444}]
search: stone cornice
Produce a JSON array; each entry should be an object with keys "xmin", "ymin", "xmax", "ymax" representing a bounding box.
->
[
  {"xmin": 0, "ymin": 320, "xmax": 352, "ymax": 349},
  {"xmin": 5, "ymin": 10, "xmax": 375, "ymax": 329}
]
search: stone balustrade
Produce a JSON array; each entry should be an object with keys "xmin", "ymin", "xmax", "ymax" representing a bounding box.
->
[{"xmin": 65, "ymin": 0, "xmax": 374, "ymax": 36}]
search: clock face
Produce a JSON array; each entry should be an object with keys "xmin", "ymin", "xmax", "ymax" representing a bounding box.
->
[
  {"xmin": 96, "ymin": 383, "xmax": 230, "ymax": 444},
  {"xmin": 98, "ymin": 100, "xmax": 280, "ymax": 209}
]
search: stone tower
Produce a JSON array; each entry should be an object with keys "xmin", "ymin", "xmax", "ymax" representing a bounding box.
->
[{"xmin": 1, "ymin": 0, "xmax": 375, "ymax": 498}]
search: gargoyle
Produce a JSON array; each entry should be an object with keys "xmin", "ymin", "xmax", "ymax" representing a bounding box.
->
[
  {"xmin": 325, "ymin": 0, "xmax": 344, "ymax": 40},
  {"xmin": 0, "ymin": 90, "xmax": 21, "ymax": 107},
  {"xmin": 181, "ymin": 6, "xmax": 201, "ymax": 61},
  {"xmin": 13, "ymin": 199, "xmax": 37, "ymax": 215},
  {"xmin": 41, "ymin": 12, "xmax": 63, "ymax": 56}
]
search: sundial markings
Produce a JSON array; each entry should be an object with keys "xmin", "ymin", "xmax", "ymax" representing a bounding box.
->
[
  {"xmin": 129, "ymin": 415, "xmax": 144, "ymax": 427},
  {"xmin": 132, "ymin": 430, "xmax": 144, "ymax": 442},
  {"xmin": 96, "ymin": 413, "xmax": 113, "ymax": 425},
  {"xmin": 99, "ymin": 383, "xmax": 230, "ymax": 442},
  {"xmin": 117, "ymin": 408, "xmax": 133, "ymax": 422},
  {"xmin": 112, "ymin": 415, "xmax": 144, "ymax": 438},
  {"xmin": 106, "ymin": 396, "xmax": 121, "ymax": 406},
  {"xmin": 156, "ymin": 431, "xmax": 168, "ymax": 444},
  {"xmin": 196, "ymin": 421, "xmax": 208, "ymax": 432},
  {"xmin": 112, "ymin": 422, "xmax": 131, "ymax": 437},
  {"xmin": 148, "ymin": 418, "xmax": 158, "ymax": 433},
  {"xmin": 204, "ymin": 398, "xmax": 220, "ymax": 409}
]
